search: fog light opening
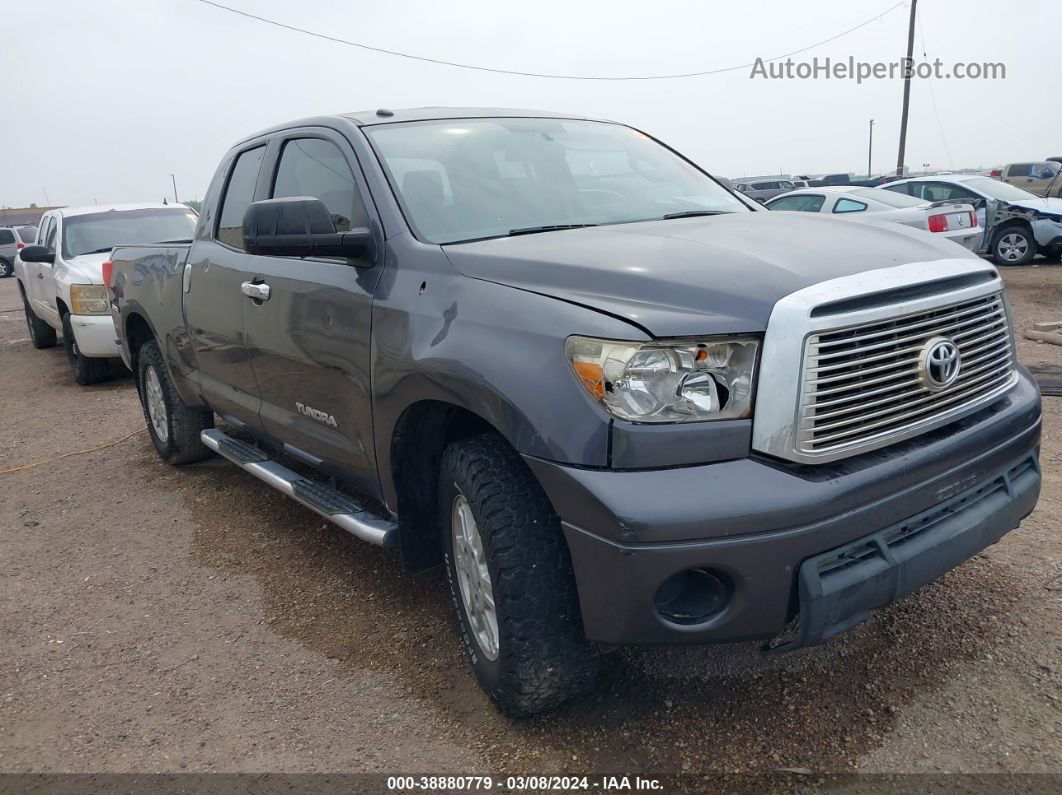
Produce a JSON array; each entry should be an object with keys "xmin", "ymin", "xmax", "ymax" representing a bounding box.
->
[{"xmin": 654, "ymin": 568, "xmax": 731, "ymax": 626}]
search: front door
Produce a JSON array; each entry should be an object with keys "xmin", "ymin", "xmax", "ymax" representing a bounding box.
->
[
  {"xmin": 30, "ymin": 216, "xmax": 60, "ymax": 325},
  {"xmin": 184, "ymin": 143, "xmax": 268, "ymax": 426},
  {"xmin": 241, "ymin": 131, "xmax": 383, "ymax": 492}
]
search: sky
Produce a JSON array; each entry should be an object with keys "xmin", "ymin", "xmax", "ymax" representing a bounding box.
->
[{"xmin": 1, "ymin": 0, "xmax": 1058, "ymax": 209}]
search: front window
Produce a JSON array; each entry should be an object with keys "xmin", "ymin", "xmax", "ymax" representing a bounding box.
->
[
  {"xmin": 960, "ymin": 177, "xmax": 1039, "ymax": 202},
  {"xmin": 365, "ymin": 118, "xmax": 748, "ymax": 244},
  {"xmin": 61, "ymin": 207, "xmax": 198, "ymax": 259}
]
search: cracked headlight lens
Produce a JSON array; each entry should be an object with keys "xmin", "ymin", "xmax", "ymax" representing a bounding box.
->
[{"xmin": 566, "ymin": 335, "xmax": 759, "ymax": 422}]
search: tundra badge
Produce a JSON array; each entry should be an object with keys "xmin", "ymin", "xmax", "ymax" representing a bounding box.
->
[{"xmin": 296, "ymin": 402, "xmax": 338, "ymax": 428}]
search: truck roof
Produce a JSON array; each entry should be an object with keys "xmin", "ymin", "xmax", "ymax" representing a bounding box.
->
[
  {"xmin": 234, "ymin": 107, "xmax": 606, "ymax": 145},
  {"xmin": 55, "ymin": 202, "xmax": 186, "ymax": 219}
]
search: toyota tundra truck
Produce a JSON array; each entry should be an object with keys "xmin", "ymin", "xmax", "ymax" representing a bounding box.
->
[{"xmin": 106, "ymin": 108, "xmax": 1042, "ymax": 716}]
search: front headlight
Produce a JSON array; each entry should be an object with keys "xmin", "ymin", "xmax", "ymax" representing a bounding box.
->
[
  {"xmin": 566, "ymin": 335, "xmax": 759, "ymax": 422},
  {"xmin": 69, "ymin": 284, "xmax": 109, "ymax": 315}
]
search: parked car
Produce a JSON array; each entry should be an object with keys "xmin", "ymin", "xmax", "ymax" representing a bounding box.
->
[
  {"xmin": 809, "ymin": 173, "xmax": 852, "ymax": 187},
  {"xmin": 765, "ymin": 186, "xmax": 980, "ymax": 250},
  {"xmin": 999, "ymin": 161, "xmax": 1062, "ymax": 198},
  {"xmin": 15, "ymin": 204, "xmax": 197, "ymax": 384},
  {"xmin": 734, "ymin": 179, "xmax": 796, "ymax": 202},
  {"xmin": 0, "ymin": 225, "xmax": 37, "ymax": 277},
  {"xmin": 884, "ymin": 174, "xmax": 1062, "ymax": 265},
  {"xmin": 107, "ymin": 108, "xmax": 1040, "ymax": 716}
]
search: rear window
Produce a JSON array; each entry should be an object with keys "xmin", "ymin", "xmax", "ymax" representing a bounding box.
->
[
  {"xmin": 0, "ymin": 229, "xmax": 15, "ymax": 244},
  {"xmin": 17, "ymin": 226, "xmax": 37, "ymax": 243},
  {"xmin": 61, "ymin": 208, "xmax": 198, "ymax": 259},
  {"xmin": 850, "ymin": 188, "xmax": 924, "ymax": 207}
]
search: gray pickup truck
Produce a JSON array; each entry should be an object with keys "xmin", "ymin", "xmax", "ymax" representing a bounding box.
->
[{"xmin": 107, "ymin": 108, "xmax": 1042, "ymax": 716}]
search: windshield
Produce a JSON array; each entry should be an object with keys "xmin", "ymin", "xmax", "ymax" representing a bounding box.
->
[
  {"xmin": 850, "ymin": 188, "xmax": 924, "ymax": 208},
  {"xmin": 61, "ymin": 207, "xmax": 197, "ymax": 259},
  {"xmin": 365, "ymin": 118, "xmax": 748, "ymax": 244},
  {"xmin": 962, "ymin": 177, "xmax": 1040, "ymax": 202}
]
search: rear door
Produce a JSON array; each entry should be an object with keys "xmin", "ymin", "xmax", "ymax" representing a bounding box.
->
[
  {"xmin": 241, "ymin": 128, "xmax": 383, "ymax": 490},
  {"xmin": 183, "ymin": 143, "xmax": 269, "ymax": 426}
]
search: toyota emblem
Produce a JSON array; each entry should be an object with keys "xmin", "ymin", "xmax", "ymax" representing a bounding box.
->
[{"xmin": 919, "ymin": 337, "xmax": 961, "ymax": 390}]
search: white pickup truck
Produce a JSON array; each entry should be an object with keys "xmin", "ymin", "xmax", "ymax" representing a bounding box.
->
[{"xmin": 16, "ymin": 203, "xmax": 198, "ymax": 384}]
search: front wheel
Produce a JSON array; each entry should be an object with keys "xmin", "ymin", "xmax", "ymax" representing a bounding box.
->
[
  {"xmin": 62, "ymin": 313, "xmax": 111, "ymax": 385},
  {"xmin": 439, "ymin": 435, "xmax": 599, "ymax": 716},
  {"xmin": 992, "ymin": 226, "xmax": 1037, "ymax": 266},
  {"xmin": 137, "ymin": 339, "xmax": 213, "ymax": 465},
  {"xmin": 0, "ymin": 259, "xmax": 12, "ymax": 278}
]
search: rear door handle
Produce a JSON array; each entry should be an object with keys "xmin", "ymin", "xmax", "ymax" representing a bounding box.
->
[{"xmin": 240, "ymin": 281, "xmax": 271, "ymax": 302}]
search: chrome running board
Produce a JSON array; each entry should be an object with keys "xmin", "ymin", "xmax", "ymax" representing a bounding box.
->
[{"xmin": 200, "ymin": 429, "xmax": 398, "ymax": 548}]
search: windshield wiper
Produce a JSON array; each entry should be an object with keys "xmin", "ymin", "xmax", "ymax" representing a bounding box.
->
[
  {"xmin": 507, "ymin": 223, "xmax": 597, "ymax": 236},
  {"xmin": 660, "ymin": 210, "xmax": 730, "ymax": 220},
  {"xmin": 82, "ymin": 247, "xmax": 116, "ymax": 255}
]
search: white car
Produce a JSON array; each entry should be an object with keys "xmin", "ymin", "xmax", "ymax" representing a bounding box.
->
[
  {"xmin": 764, "ymin": 186, "xmax": 981, "ymax": 251},
  {"xmin": 15, "ymin": 203, "xmax": 197, "ymax": 384},
  {"xmin": 883, "ymin": 174, "xmax": 1062, "ymax": 266}
]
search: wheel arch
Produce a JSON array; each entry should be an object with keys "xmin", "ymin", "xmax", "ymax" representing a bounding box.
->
[{"xmin": 388, "ymin": 398, "xmax": 543, "ymax": 573}]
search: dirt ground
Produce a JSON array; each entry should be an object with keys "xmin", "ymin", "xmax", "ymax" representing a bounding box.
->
[{"xmin": 0, "ymin": 265, "xmax": 1059, "ymax": 784}]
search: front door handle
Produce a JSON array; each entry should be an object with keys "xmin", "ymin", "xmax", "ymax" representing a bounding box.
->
[
  {"xmin": 36, "ymin": 272, "xmax": 44, "ymax": 279},
  {"xmin": 240, "ymin": 281, "xmax": 271, "ymax": 302}
]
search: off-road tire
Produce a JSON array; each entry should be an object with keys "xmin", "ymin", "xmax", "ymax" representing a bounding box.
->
[
  {"xmin": 22, "ymin": 290, "xmax": 57, "ymax": 349},
  {"xmin": 992, "ymin": 225, "xmax": 1037, "ymax": 266},
  {"xmin": 439, "ymin": 434, "xmax": 599, "ymax": 716},
  {"xmin": 137, "ymin": 339, "xmax": 213, "ymax": 465},
  {"xmin": 62, "ymin": 313, "xmax": 111, "ymax": 385}
]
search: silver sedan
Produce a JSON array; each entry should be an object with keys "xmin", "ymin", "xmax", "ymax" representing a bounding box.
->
[{"xmin": 765, "ymin": 186, "xmax": 981, "ymax": 251}]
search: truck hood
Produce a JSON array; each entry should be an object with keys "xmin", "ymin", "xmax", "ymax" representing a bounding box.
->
[
  {"xmin": 442, "ymin": 213, "xmax": 974, "ymax": 337},
  {"xmin": 64, "ymin": 251, "xmax": 111, "ymax": 283}
]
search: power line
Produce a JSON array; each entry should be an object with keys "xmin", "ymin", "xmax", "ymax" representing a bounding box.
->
[
  {"xmin": 192, "ymin": 0, "xmax": 905, "ymax": 81},
  {"xmin": 917, "ymin": 6, "xmax": 955, "ymax": 170}
]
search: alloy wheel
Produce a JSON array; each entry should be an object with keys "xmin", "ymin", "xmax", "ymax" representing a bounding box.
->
[
  {"xmin": 452, "ymin": 494, "xmax": 499, "ymax": 660},
  {"xmin": 144, "ymin": 365, "xmax": 169, "ymax": 443},
  {"xmin": 998, "ymin": 233, "xmax": 1029, "ymax": 262}
]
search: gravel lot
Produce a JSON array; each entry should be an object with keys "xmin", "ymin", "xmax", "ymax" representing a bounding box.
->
[{"xmin": 0, "ymin": 266, "xmax": 1060, "ymax": 783}]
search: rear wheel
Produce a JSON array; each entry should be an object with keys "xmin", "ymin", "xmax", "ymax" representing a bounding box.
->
[
  {"xmin": 22, "ymin": 291, "xmax": 57, "ymax": 349},
  {"xmin": 137, "ymin": 339, "xmax": 213, "ymax": 464},
  {"xmin": 439, "ymin": 434, "xmax": 599, "ymax": 716},
  {"xmin": 62, "ymin": 313, "xmax": 111, "ymax": 385},
  {"xmin": 992, "ymin": 226, "xmax": 1037, "ymax": 266},
  {"xmin": 0, "ymin": 258, "xmax": 12, "ymax": 278}
]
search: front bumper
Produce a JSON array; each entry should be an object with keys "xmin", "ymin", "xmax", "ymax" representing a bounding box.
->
[
  {"xmin": 69, "ymin": 313, "xmax": 121, "ymax": 358},
  {"xmin": 527, "ymin": 369, "xmax": 1041, "ymax": 646}
]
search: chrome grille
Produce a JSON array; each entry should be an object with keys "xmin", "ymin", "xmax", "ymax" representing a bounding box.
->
[{"xmin": 797, "ymin": 293, "xmax": 1015, "ymax": 456}]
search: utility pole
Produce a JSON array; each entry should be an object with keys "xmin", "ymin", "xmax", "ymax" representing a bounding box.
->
[
  {"xmin": 169, "ymin": 174, "xmax": 179, "ymax": 203},
  {"xmin": 867, "ymin": 119, "xmax": 874, "ymax": 179},
  {"xmin": 895, "ymin": 0, "xmax": 918, "ymax": 177}
]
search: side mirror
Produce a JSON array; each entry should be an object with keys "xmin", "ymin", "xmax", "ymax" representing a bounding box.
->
[
  {"xmin": 19, "ymin": 245, "xmax": 54, "ymax": 264},
  {"xmin": 243, "ymin": 197, "xmax": 375, "ymax": 263}
]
